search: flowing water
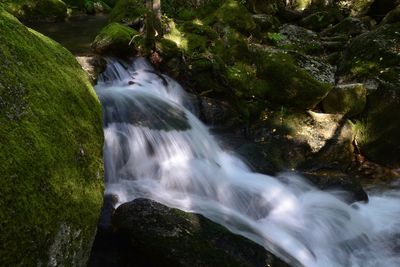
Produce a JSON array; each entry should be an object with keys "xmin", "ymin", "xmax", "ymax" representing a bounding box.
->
[{"xmin": 95, "ymin": 57, "xmax": 400, "ymax": 267}]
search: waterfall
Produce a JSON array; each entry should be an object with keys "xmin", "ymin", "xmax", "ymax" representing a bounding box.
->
[{"xmin": 95, "ymin": 57, "xmax": 400, "ymax": 267}]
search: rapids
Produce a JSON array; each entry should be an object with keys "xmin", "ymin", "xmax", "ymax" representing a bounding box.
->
[{"xmin": 95, "ymin": 57, "xmax": 400, "ymax": 267}]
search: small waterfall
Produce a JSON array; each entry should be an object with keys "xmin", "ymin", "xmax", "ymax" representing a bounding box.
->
[{"xmin": 95, "ymin": 57, "xmax": 400, "ymax": 267}]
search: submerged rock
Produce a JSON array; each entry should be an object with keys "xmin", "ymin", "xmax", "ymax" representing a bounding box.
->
[
  {"xmin": 92, "ymin": 22, "xmax": 137, "ymax": 56},
  {"xmin": 0, "ymin": 8, "xmax": 104, "ymax": 266},
  {"xmin": 111, "ymin": 198, "xmax": 290, "ymax": 267}
]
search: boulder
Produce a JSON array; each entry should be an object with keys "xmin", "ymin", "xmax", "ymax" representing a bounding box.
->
[
  {"xmin": 381, "ymin": 4, "xmax": 400, "ymax": 24},
  {"xmin": 76, "ymin": 55, "xmax": 107, "ymax": 84},
  {"xmin": 249, "ymin": 111, "xmax": 355, "ymax": 171},
  {"xmin": 322, "ymin": 83, "xmax": 367, "ymax": 116},
  {"xmin": 299, "ymin": 11, "xmax": 338, "ymax": 32},
  {"xmin": 108, "ymin": 0, "xmax": 146, "ymax": 24},
  {"xmin": 0, "ymin": 8, "xmax": 104, "ymax": 266},
  {"xmin": 275, "ymin": 24, "xmax": 324, "ymax": 55},
  {"xmin": 338, "ymin": 23, "xmax": 400, "ymax": 167},
  {"xmin": 112, "ymin": 198, "xmax": 289, "ymax": 267},
  {"xmin": 1, "ymin": 0, "xmax": 67, "ymax": 22},
  {"xmin": 92, "ymin": 22, "xmax": 137, "ymax": 56},
  {"xmin": 243, "ymin": 46, "xmax": 334, "ymax": 110}
]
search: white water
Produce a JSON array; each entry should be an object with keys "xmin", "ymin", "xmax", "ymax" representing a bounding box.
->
[{"xmin": 96, "ymin": 57, "xmax": 400, "ymax": 267}]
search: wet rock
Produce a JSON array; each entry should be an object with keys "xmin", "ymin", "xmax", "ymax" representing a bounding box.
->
[
  {"xmin": 76, "ymin": 55, "xmax": 107, "ymax": 84},
  {"xmin": 322, "ymin": 83, "xmax": 367, "ymax": 116},
  {"xmin": 112, "ymin": 198, "xmax": 290, "ymax": 267}
]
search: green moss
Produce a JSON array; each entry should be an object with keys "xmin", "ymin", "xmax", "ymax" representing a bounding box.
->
[
  {"xmin": 92, "ymin": 22, "xmax": 137, "ymax": 56},
  {"xmin": 0, "ymin": 8, "xmax": 103, "ymax": 265},
  {"xmin": 339, "ymin": 23, "xmax": 400, "ymax": 89},
  {"xmin": 109, "ymin": 0, "xmax": 147, "ymax": 23},
  {"xmin": 207, "ymin": 0, "xmax": 257, "ymax": 35},
  {"xmin": 250, "ymin": 48, "xmax": 332, "ymax": 109},
  {"xmin": 322, "ymin": 83, "xmax": 366, "ymax": 116},
  {"xmin": 1, "ymin": 0, "xmax": 67, "ymax": 22}
]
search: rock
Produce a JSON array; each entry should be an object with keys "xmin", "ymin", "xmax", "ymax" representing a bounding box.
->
[
  {"xmin": 322, "ymin": 83, "xmax": 367, "ymax": 116},
  {"xmin": 246, "ymin": 46, "xmax": 334, "ymax": 110},
  {"xmin": 276, "ymin": 24, "xmax": 324, "ymax": 55},
  {"xmin": 91, "ymin": 22, "xmax": 137, "ymax": 56},
  {"xmin": 198, "ymin": 96, "xmax": 234, "ymax": 126},
  {"xmin": 252, "ymin": 14, "xmax": 281, "ymax": 32},
  {"xmin": 210, "ymin": 0, "xmax": 257, "ymax": 35},
  {"xmin": 321, "ymin": 17, "xmax": 369, "ymax": 37},
  {"xmin": 76, "ymin": 55, "xmax": 107, "ymax": 84},
  {"xmin": 338, "ymin": 22, "xmax": 400, "ymax": 90},
  {"xmin": 0, "ymin": 8, "xmax": 103, "ymax": 266},
  {"xmin": 108, "ymin": 0, "xmax": 146, "ymax": 24},
  {"xmin": 2, "ymin": 0, "xmax": 67, "ymax": 22},
  {"xmin": 381, "ymin": 4, "xmax": 400, "ymax": 24},
  {"xmin": 300, "ymin": 169, "xmax": 368, "ymax": 202},
  {"xmin": 347, "ymin": 0, "xmax": 375, "ymax": 17},
  {"xmin": 299, "ymin": 11, "xmax": 338, "ymax": 32},
  {"xmin": 367, "ymin": 0, "xmax": 400, "ymax": 21},
  {"xmin": 249, "ymin": 111, "xmax": 355, "ymax": 171},
  {"xmin": 112, "ymin": 198, "xmax": 289, "ymax": 267}
]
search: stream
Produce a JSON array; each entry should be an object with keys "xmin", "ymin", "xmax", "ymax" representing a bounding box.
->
[{"xmin": 94, "ymin": 57, "xmax": 400, "ymax": 267}]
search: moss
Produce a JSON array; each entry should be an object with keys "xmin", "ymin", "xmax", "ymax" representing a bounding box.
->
[
  {"xmin": 339, "ymin": 22, "xmax": 400, "ymax": 89},
  {"xmin": 249, "ymin": 47, "xmax": 332, "ymax": 110},
  {"xmin": 0, "ymin": 8, "xmax": 103, "ymax": 265},
  {"xmin": 322, "ymin": 83, "xmax": 366, "ymax": 116},
  {"xmin": 355, "ymin": 89, "xmax": 400, "ymax": 168},
  {"xmin": 1, "ymin": 0, "xmax": 67, "ymax": 22},
  {"xmin": 207, "ymin": 0, "xmax": 257, "ymax": 35},
  {"xmin": 109, "ymin": 0, "xmax": 147, "ymax": 23},
  {"xmin": 299, "ymin": 11, "xmax": 338, "ymax": 32},
  {"xmin": 92, "ymin": 22, "xmax": 137, "ymax": 56}
]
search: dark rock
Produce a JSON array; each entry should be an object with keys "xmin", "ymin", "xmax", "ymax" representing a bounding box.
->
[
  {"xmin": 249, "ymin": 111, "xmax": 355, "ymax": 171},
  {"xmin": 322, "ymin": 83, "xmax": 367, "ymax": 116},
  {"xmin": 112, "ymin": 198, "xmax": 290, "ymax": 267}
]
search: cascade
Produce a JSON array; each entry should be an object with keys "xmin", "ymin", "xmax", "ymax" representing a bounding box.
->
[{"xmin": 95, "ymin": 57, "xmax": 400, "ymax": 267}]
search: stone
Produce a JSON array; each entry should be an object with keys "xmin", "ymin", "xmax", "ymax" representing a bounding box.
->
[
  {"xmin": 322, "ymin": 83, "xmax": 367, "ymax": 116},
  {"xmin": 0, "ymin": 8, "xmax": 103, "ymax": 266}
]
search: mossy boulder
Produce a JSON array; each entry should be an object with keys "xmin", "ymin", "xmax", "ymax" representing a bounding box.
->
[
  {"xmin": 347, "ymin": 0, "xmax": 375, "ymax": 16},
  {"xmin": 0, "ymin": 8, "xmax": 103, "ymax": 266},
  {"xmin": 321, "ymin": 17, "xmax": 368, "ymax": 37},
  {"xmin": 109, "ymin": 0, "xmax": 146, "ymax": 24},
  {"xmin": 322, "ymin": 83, "xmax": 367, "ymax": 116},
  {"xmin": 1, "ymin": 0, "xmax": 67, "ymax": 22},
  {"xmin": 275, "ymin": 24, "xmax": 324, "ymax": 55},
  {"xmin": 249, "ymin": 111, "xmax": 355, "ymax": 171},
  {"xmin": 355, "ymin": 89, "xmax": 400, "ymax": 168},
  {"xmin": 299, "ymin": 11, "xmax": 338, "ymax": 32},
  {"xmin": 338, "ymin": 22, "xmax": 400, "ymax": 90},
  {"xmin": 381, "ymin": 4, "xmax": 400, "ymax": 25},
  {"xmin": 245, "ymin": 46, "xmax": 333, "ymax": 110},
  {"xmin": 209, "ymin": 0, "xmax": 257, "ymax": 35},
  {"xmin": 112, "ymin": 198, "xmax": 289, "ymax": 267},
  {"xmin": 338, "ymin": 23, "xmax": 400, "ymax": 167},
  {"xmin": 92, "ymin": 22, "xmax": 137, "ymax": 56}
]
